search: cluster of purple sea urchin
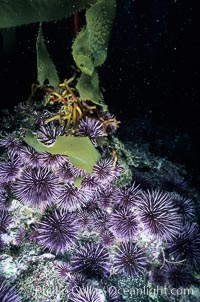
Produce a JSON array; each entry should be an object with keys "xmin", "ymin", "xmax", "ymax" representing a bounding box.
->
[
  {"xmin": 0, "ymin": 278, "xmax": 22, "ymax": 302},
  {"xmin": 0, "ymin": 107, "xmax": 200, "ymax": 301}
]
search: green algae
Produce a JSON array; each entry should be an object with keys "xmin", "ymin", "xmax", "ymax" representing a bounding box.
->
[
  {"xmin": 0, "ymin": 0, "xmax": 96, "ymax": 29},
  {"xmin": 72, "ymin": 0, "xmax": 116, "ymax": 108},
  {"xmin": 36, "ymin": 24, "xmax": 60, "ymax": 89},
  {"xmin": 23, "ymin": 129, "xmax": 101, "ymax": 173}
]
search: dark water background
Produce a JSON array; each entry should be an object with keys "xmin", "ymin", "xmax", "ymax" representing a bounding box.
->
[{"xmin": 0, "ymin": 0, "xmax": 199, "ymax": 185}]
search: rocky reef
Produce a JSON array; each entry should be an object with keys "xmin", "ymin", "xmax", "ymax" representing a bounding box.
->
[{"xmin": 0, "ymin": 77, "xmax": 200, "ymax": 302}]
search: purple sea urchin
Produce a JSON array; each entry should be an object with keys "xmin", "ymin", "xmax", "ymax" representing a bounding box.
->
[
  {"xmin": 106, "ymin": 286, "xmax": 121, "ymax": 302},
  {"xmin": 0, "ymin": 136, "xmax": 23, "ymax": 158},
  {"xmin": 171, "ymin": 193, "xmax": 196, "ymax": 223},
  {"xmin": 112, "ymin": 182, "xmax": 141, "ymax": 209},
  {"xmin": 0, "ymin": 158, "xmax": 22, "ymax": 184},
  {"xmin": 13, "ymin": 228, "xmax": 26, "ymax": 246},
  {"xmin": 149, "ymin": 266, "xmax": 166, "ymax": 286},
  {"xmin": 163, "ymin": 263, "xmax": 194, "ymax": 288},
  {"xmin": 55, "ymin": 261, "xmax": 71, "ymax": 280},
  {"xmin": 57, "ymin": 183, "xmax": 90, "ymax": 211},
  {"xmin": 34, "ymin": 210, "xmax": 79, "ymax": 254},
  {"xmin": 99, "ymin": 230, "xmax": 115, "ymax": 247},
  {"xmin": 91, "ymin": 209, "xmax": 111, "ymax": 233},
  {"xmin": 0, "ymin": 209, "xmax": 10, "ymax": 233},
  {"xmin": 57, "ymin": 161, "xmax": 86, "ymax": 183},
  {"xmin": 113, "ymin": 242, "xmax": 147, "ymax": 277},
  {"xmin": 0, "ymin": 189, "xmax": 8, "ymax": 210},
  {"xmin": 110, "ymin": 208, "xmax": 138, "ymax": 241},
  {"xmin": 39, "ymin": 152, "xmax": 67, "ymax": 169},
  {"xmin": 20, "ymin": 146, "xmax": 43, "ymax": 168},
  {"xmin": 71, "ymin": 242, "xmax": 110, "ymax": 278},
  {"xmin": 37, "ymin": 122, "xmax": 66, "ymax": 145},
  {"xmin": 56, "ymin": 162, "xmax": 74, "ymax": 183},
  {"xmin": 77, "ymin": 117, "xmax": 106, "ymax": 146},
  {"xmin": 76, "ymin": 209, "xmax": 92, "ymax": 229},
  {"xmin": 68, "ymin": 163, "xmax": 86, "ymax": 178},
  {"xmin": 96, "ymin": 185, "xmax": 114, "ymax": 209},
  {"xmin": 69, "ymin": 286, "xmax": 103, "ymax": 302},
  {"xmin": 136, "ymin": 189, "xmax": 181, "ymax": 240},
  {"xmin": 0, "ymin": 278, "xmax": 21, "ymax": 302},
  {"xmin": 80, "ymin": 175, "xmax": 101, "ymax": 192},
  {"xmin": 161, "ymin": 175, "xmax": 188, "ymax": 194},
  {"xmin": 91, "ymin": 158, "xmax": 115, "ymax": 185},
  {"xmin": 12, "ymin": 167, "xmax": 60, "ymax": 207},
  {"xmin": 166, "ymin": 223, "xmax": 200, "ymax": 271},
  {"xmin": 66, "ymin": 272, "xmax": 87, "ymax": 294}
]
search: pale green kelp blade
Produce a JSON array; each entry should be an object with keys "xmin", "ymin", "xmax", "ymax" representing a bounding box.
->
[
  {"xmin": 36, "ymin": 24, "xmax": 59, "ymax": 88},
  {"xmin": 72, "ymin": 0, "xmax": 116, "ymax": 108},
  {"xmin": 86, "ymin": 0, "xmax": 116, "ymax": 67},
  {"xmin": 23, "ymin": 129, "xmax": 101, "ymax": 173},
  {"xmin": 0, "ymin": 0, "xmax": 96, "ymax": 29},
  {"xmin": 72, "ymin": 0, "xmax": 116, "ymax": 70},
  {"xmin": 76, "ymin": 71, "xmax": 108, "ymax": 111}
]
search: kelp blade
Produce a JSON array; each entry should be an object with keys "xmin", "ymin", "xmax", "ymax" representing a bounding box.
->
[
  {"xmin": 0, "ymin": 0, "xmax": 96, "ymax": 29},
  {"xmin": 36, "ymin": 24, "xmax": 60, "ymax": 88},
  {"xmin": 23, "ymin": 129, "xmax": 101, "ymax": 173}
]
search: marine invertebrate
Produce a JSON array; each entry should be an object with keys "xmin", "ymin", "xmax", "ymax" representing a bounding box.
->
[
  {"xmin": 13, "ymin": 228, "xmax": 26, "ymax": 246},
  {"xmin": 0, "ymin": 277, "xmax": 21, "ymax": 302},
  {"xmin": 39, "ymin": 152, "xmax": 68, "ymax": 169},
  {"xmin": 165, "ymin": 223, "xmax": 200, "ymax": 271},
  {"xmin": 12, "ymin": 167, "xmax": 60, "ymax": 207},
  {"xmin": 96, "ymin": 185, "xmax": 114, "ymax": 209},
  {"xmin": 112, "ymin": 182, "xmax": 141, "ymax": 209},
  {"xmin": 91, "ymin": 158, "xmax": 115, "ymax": 185},
  {"xmin": 99, "ymin": 230, "xmax": 115, "ymax": 247},
  {"xmin": 110, "ymin": 208, "xmax": 138, "ymax": 241},
  {"xmin": 136, "ymin": 189, "xmax": 181, "ymax": 240},
  {"xmin": 80, "ymin": 175, "xmax": 101, "ymax": 191},
  {"xmin": 0, "ymin": 209, "xmax": 10, "ymax": 233},
  {"xmin": 19, "ymin": 146, "xmax": 43, "ymax": 168},
  {"xmin": 57, "ymin": 160, "xmax": 86, "ymax": 184},
  {"xmin": 0, "ymin": 189, "xmax": 8, "ymax": 209},
  {"xmin": 66, "ymin": 272, "xmax": 87, "ymax": 294},
  {"xmin": 71, "ymin": 242, "xmax": 110, "ymax": 278},
  {"xmin": 36, "ymin": 122, "xmax": 66, "ymax": 145},
  {"xmin": 160, "ymin": 174, "xmax": 188, "ymax": 194},
  {"xmin": 69, "ymin": 285, "xmax": 103, "ymax": 302},
  {"xmin": 0, "ymin": 158, "xmax": 22, "ymax": 184},
  {"xmin": 34, "ymin": 210, "xmax": 79, "ymax": 254},
  {"xmin": 68, "ymin": 164, "xmax": 86, "ymax": 178},
  {"xmin": 171, "ymin": 193, "xmax": 196, "ymax": 223},
  {"xmin": 0, "ymin": 136, "xmax": 23, "ymax": 158},
  {"xmin": 57, "ymin": 183, "xmax": 90, "ymax": 211},
  {"xmin": 56, "ymin": 162, "xmax": 74, "ymax": 183},
  {"xmin": 113, "ymin": 242, "xmax": 147, "ymax": 277},
  {"xmin": 91, "ymin": 209, "xmax": 111, "ymax": 233},
  {"xmin": 76, "ymin": 208, "xmax": 92, "ymax": 229},
  {"xmin": 163, "ymin": 263, "xmax": 194, "ymax": 288},
  {"xmin": 77, "ymin": 117, "xmax": 106, "ymax": 146},
  {"xmin": 101, "ymin": 112, "xmax": 120, "ymax": 134},
  {"xmin": 106, "ymin": 286, "xmax": 121, "ymax": 302},
  {"xmin": 149, "ymin": 266, "xmax": 166, "ymax": 286},
  {"xmin": 55, "ymin": 261, "xmax": 71, "ymax": 280}
]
